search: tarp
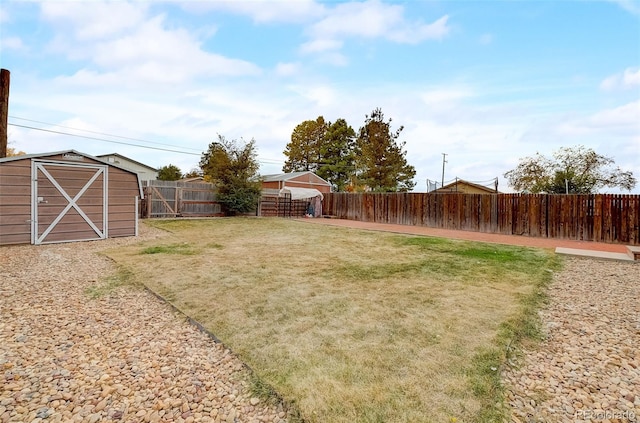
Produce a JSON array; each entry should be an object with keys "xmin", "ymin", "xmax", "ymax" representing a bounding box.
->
[
  {"xmin": 279, "ymin": 187, "xmax": 323, "ymax": 217},
  {"xmin": 279, "ymin": 187, "xmax": 324, "ymax": 201}
]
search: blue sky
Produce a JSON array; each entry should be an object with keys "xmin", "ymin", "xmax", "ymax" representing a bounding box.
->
[{"xmin": 1, "ymin": 0, "xmax": 639, "ymax": 192}]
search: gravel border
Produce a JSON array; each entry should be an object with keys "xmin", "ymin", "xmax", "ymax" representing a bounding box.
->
[
  {"xmin": 503, "ymin": 257, "xmax": 640, "ymax": 423},
  {"xmin": 0, "ymin": 225, "xmax": 291, "ymax": 423}
]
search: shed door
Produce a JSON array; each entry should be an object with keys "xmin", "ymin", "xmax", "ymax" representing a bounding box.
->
[{"xmin": 32, "ymin": 161, "xmax": 108, "ymax": 245}]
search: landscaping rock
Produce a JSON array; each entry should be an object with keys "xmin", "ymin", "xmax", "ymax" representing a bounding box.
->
[
  {"xmin": 503, "ymin": 257, "xmax": 640, "ymax": 422},
  {"xmin": 0, "ymin": 225, "xmax": 290, "ymax": 423}
]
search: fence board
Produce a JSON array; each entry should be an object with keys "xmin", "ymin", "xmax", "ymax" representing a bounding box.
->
[
  {"xmin": 141, "ymin": 181, "xmax": 221, "ymax": 218},
  {"xmin": 323, "ymin": 192, "xmax": 640, "ymax": 245}
]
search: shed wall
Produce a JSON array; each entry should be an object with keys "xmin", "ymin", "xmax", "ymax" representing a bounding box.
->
[
  {"xmin": 0, "ymin": 153, "xmax": 140, "ymax": 245},
  {"xmin": 0, "ymin": 160, "xmax": 31, "ymax": 245}
]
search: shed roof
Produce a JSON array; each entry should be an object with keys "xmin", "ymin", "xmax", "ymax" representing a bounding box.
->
[
  {"xmin": 95, "ymin": 153, "xmax": 158, "ymax": 172},
  {"xmin": 0, "ymin": 149, "xmax": 144, "ymax": 197},
  {"xmin": 262, "ymin": 171, "xmax": 330, "ymax": 185}
]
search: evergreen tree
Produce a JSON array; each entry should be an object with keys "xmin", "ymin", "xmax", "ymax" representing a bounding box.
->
[
  {"xmin": 317, "ymin": 119, "xmax": 356, "ymax": 192},
  {"xmin": 283, "ymin": 116, "xmax": 327, "ymax": 173},
  {"xmin": 355, "ymin": 108, "xmax": 416, "ymax": 192},
  {"xmin": 157, "ymin": 164, "xmax": 182, "ymax": 181},
  {"xmin": 200, "ymin": 135, "xmax": 262, "ymax": 215},
  {"xmin": 183, "ymin": 168, "xmax": 203, "ymax": 179}
]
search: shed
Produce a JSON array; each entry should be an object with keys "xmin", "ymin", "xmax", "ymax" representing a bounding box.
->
[
  {"xmin": 0, "ymin": 150, "xmax": 143, "ymax": 246},
  {"xmin": 261, "ymin": 171, "xmax": 332, "ymax": 194}
]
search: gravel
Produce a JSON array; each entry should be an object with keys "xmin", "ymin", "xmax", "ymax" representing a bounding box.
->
[
  {"xmin": 2, "ymin": 225, "xmax": 638, "ymax": 423},
  {"xmin": 504, "ymin": 257, "xmax": 640, "ymax": 423},
  {"xmin": 0, "ymin": 225, "xmax": 291, "ymax": 423}
]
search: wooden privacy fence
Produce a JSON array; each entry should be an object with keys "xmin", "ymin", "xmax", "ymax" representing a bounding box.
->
[
  {"xmin": 141, "ymin": 180, "xmax": 222, "ymax": 218},
  {"xmin": 323, "ymin": 193, "xmax": 640, "ymax": 245}
]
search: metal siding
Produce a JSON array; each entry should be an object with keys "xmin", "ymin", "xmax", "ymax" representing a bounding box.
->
[{"xmin": 0, "ymin": 159, "xmax": 31, "ymax": 245}]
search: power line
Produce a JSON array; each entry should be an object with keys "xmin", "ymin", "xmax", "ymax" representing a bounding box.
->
[
  {"xmin": 8, "ymin": 123, "xmax": 201, "ymax": 155},
  {"xmin": 8, "ymin": 122, "xmax": 286, "ymax": 165},
  {"xmin": 9, "ymin": 115, "xmax": 203, "ymax": 152}
]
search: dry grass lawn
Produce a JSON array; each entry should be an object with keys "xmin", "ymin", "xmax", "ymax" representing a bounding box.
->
[{"xmin": 105, "ymin": 218, "xmax": 559, "ymax": 423}]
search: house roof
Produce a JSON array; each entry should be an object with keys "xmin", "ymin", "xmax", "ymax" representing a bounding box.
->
[
  {"xmin": 95, "ymin": 153, "xmax": 158, "ymax": 172},
  {"xmin": 437, "ymin": 179, "xmax": 498, "ymax": 193},
  {"xmin": 262, "ymin": 171, "xmax": 330, "ymax": 185},
  {"xmin": 179, "ymin": 176, "xmax": 205, "ymax": 183}
]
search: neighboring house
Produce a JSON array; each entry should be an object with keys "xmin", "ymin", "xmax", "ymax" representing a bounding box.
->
[
  {"xmin": 261, "ymin": 171, "xmax": 332, "ymax": 194},
  {"xmin": 96, "ymin": 153, "xmax": 158, "ymax": 181},
  {"xmin": 259, "ymin": 171, "xmax": 329, "ymax": 218},
  {"xmin": 434, "ymin": 178, "xmax": 499, "ymax": 194}
]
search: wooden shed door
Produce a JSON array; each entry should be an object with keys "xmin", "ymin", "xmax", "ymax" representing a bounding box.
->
[{"xmin": 31, "ymin": 161, "xmax": 108, "ymax": 245}]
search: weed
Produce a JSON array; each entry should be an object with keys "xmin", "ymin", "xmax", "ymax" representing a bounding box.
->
[
  {"xmin": 85, "ymin": 267, "xmax": 136, "ymax": 299},
  {"xmin": 139, "ymin": 243, "xmax": 197, "ymax": 255}
]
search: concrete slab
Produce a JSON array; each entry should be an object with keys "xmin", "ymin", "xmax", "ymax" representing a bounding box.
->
[
  {"xmin": 627, "ymin": 246, "xmax": 640, "ymax": 260},
  {"xmin": 555, "ymin": 247, "xmax": 636, "ymax": 262}
]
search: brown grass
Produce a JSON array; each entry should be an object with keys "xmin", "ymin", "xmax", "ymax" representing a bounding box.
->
[{"xmin": 106, "ymin": 218, "xmax": 559, "ymax": 423}]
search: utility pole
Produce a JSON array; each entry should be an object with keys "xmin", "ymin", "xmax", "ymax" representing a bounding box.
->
[
  {"xmin": 0, "ymin": 69, "xmax": 9, "ymax": 158},
  {"xmin": 441, "ymin": 153, "xmax": 447, "ymax": 189}
]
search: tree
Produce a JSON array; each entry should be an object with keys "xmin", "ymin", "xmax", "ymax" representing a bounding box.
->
[
  {"xmin": 183, "ymin": 168, "xmax": 203, "ymax": 179},
  {"xmin": 355, "ymin": 108, "xmax": 416, "ymax": 192},
  {"xmin": 6, "ymin": 146, "xmax": 26, "ymax": 157},
  {"xmin": 283, "ymin": 116, "xmax": 327, "ymax": 173},
  {"xmin": 157, "ymin": 164, "xmax": 183, "ymax": 181},
  {"xmin": 504, "ymin": 145, "xmax": 637, "ymax": 194},
  {"xmin": 316, "ymin": 119, "xmax": 356, "ymax": 192},
  {"xmin": 200, "ymin": 135, "xmax": 262, "ymax": 215}
]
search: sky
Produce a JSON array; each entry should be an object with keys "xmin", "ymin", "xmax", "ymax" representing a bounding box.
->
[{"xmin": 1, "ymin": 0, "xmax": 639, "ymax": 193}]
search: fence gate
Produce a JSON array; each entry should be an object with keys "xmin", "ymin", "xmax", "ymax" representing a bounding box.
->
[
  {"xmin": 141, "ymin": 180, "xmax": 221, "ymax": 218},
  {"xmin": 31, "ymin": 160, "xmax": 108, "ymax": 245}
]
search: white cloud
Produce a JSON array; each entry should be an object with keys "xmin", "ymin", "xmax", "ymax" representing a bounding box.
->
[
  {"xmin": 0, "ymin": 6, "xmax": 8, "ymax": 23},
  {"xmin": 176, "ymin": 0, "xmax": 325, "ymax": 24},
  {"xmin": 92, "ymin": 15, "xmax": 260, "ymax": 80},
  {"xmin": 275, "ymin": 62, "xmax": 301, "ymax": 76},
  {"xmin": 0, "ymin": 36, "xmax": 24, "ymax": 50},
  {"xmin": 420, "ymin": 87, "xmax": 475, "ymax": 107},
  {"xmin": 623, "ymin": 67, "xmax": 640, "ymax": 86},
  {"xmin": 600, "ymin": 67, "xmax": 640, "ymax": 91},
  {"xmin": 605, "ymin": 0, "xmax": 640, "ymax": 15},
  {"xmin": 479, "ymin": 33, "xmax": 493, "ymax": 45},
  {"xmin": 287, "ymin": 84, "xmax": 337, "ymax": 107},
  {"xmin": 387, "ymin": 15, "xmax": 450, "ymax": 44},
  {"xmin": 308, "ymin": 0, "xmax": 450, "ymax": 43},
  {"xmin": 43, "ymin": 10, "xmax": 260, "ymax": 86},
  {"xmin": 40, "ymin": 1, "xmax": 148, "ymax": 40},
  {"xmin": 585, "ymin": 100, "xmax": 640, "ymax": 129},
  {"xmin": 552, "ymin": 101, "xmax": 640, "ymax": 140},
  {"xmin": 300, "ymin": 38, "xmax": 343, "ymax": 54}
]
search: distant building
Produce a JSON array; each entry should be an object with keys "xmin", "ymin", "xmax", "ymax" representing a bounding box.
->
[
  {"xmin": 179, "ymin": 176, "xmax": 205, "ymax": 183},
  {"xmin": 433, "ymin": 178, "xmax": 499, "ymax": 194},
  {"xmin": 96, "ymin": 153, "xmax": 158, "ymax": 181},
  {"xmin": 261, "ymin": 171, "xmax": 332, "ymax": 194}
]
